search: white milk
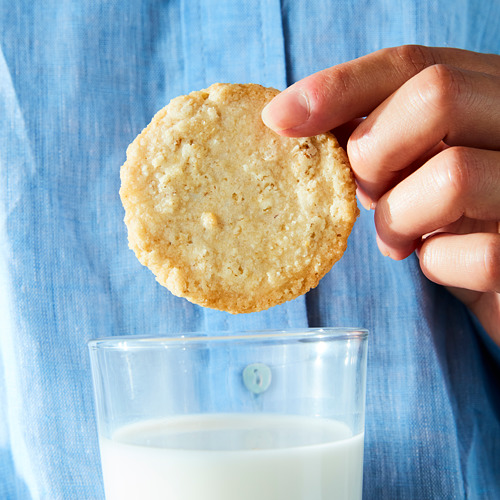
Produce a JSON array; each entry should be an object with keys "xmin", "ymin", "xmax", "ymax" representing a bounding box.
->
[{"xmin": 99, "ymin": 413, "xmax": 364, "ymax": 500}]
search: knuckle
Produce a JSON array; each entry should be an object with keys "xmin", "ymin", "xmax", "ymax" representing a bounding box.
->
[
  {"xmin": 434, "ymin": 147, "xmax": 475, "ymax": 203},
  {"xmin": 391, "ymin": 44, "xmax": 436, "ymax": 77},
  {"xmin": 318, "ymin": 65, "xmax": 353, "ymax": 100},
  {"xmin": 417, "ymin": 64, "xmax": 468, "ymax": 113}
]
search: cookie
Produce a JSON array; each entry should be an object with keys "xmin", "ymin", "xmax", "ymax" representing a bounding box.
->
[{"xmin": 120, "ymin": 83, "xmax": 358, "ymax": 313}]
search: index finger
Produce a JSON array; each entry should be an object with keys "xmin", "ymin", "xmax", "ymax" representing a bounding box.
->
[{"xmin": 261, "ymin": 45, "xmax": 500, "ymax": 137}]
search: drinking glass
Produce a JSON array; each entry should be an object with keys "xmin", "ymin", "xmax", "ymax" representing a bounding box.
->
[{"xmin": 88, "ymin": 328, "xmax": 368, "ymax": 500}]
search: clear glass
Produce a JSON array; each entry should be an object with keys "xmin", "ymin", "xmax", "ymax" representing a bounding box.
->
[{"xmin": 89, "ymin": 328, "xmax": 368, "ymax": 500}]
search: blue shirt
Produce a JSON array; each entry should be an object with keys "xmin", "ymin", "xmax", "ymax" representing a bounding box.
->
[{"xmin": 0, "ymin": 1, "xmax": 499, "ymax": 498}]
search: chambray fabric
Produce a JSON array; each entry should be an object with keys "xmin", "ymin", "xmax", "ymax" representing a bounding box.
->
[{"xmin": 0, "ymin": 1, "xmax": 499, "ymax": 498}]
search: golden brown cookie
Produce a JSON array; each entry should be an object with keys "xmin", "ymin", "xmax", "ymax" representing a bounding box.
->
[{"xmin": 120, "ymin": 83, "xmax": 358, "ymax": 313}]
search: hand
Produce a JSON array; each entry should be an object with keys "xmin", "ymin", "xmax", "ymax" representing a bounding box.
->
[{"xmin": 262, "ymin": 45, "xmax": 500, "ymax": 346}]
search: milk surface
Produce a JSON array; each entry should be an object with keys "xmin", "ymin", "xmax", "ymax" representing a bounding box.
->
[{"xmin": 99, "ymin": 413, "xmax": 364, "ymax": 500}]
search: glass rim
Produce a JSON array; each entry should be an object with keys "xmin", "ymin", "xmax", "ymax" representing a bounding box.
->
[{"xmin": 88, "ymin": 327, "xmax": 368, "ymax": 351}]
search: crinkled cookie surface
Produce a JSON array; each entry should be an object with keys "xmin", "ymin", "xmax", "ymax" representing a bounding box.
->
[{"xmin": 120, "ymin": 83, "xmax": 358, "ymax": 313}]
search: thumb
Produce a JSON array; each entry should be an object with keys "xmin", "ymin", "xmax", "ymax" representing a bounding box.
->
[
  {"xmin": 261, "ymin": 60, "xmax": 381, "ymax": 137},
  {"xmin": 261, "ymin": 76, "xmax": 345, "ymax": 137},
  {"xmin": 261, "ymin": 45, "xmax": 457, "ymax": 137}
]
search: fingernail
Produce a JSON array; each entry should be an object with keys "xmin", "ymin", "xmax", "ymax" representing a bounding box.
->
[
  {"xmin": 376, "ymin": 234, "xmax": 391, "ymax": 258},
  {"xmin": 356, "ymin": 186, "xmax": 376, "ymax": 211},
  {"xmin": 262, "ymin": 89, "xmax": 310, "ymax": 131}
]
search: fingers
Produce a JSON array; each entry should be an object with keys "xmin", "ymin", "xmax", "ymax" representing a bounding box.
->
[
  {"xmin": 348, "ymin": 65, "xmax": 500, "ymax": 202},
  {"xmin": 261, "ymin": 44, "xmax": 500, "ymax": 308},
  {"xmin": 374, "ymin": 147, "xmax": 500, "ymax": 259},
  {"xmin": 261, "ymin": 45, "xmax": 500, "ymax": 137},
  {"xmin": 418, "ymin": 232, "xmax": 500, "ymax": 293}
]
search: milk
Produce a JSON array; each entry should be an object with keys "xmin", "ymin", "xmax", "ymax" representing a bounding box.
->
[{"xmin": 99, "ymin": 413, "xmax": 364, "ymax": 500}]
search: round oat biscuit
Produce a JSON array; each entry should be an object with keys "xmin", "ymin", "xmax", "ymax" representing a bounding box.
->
[{"xmin": 120, "ymin": 83, "xmax": 359, "ymax": 314}]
